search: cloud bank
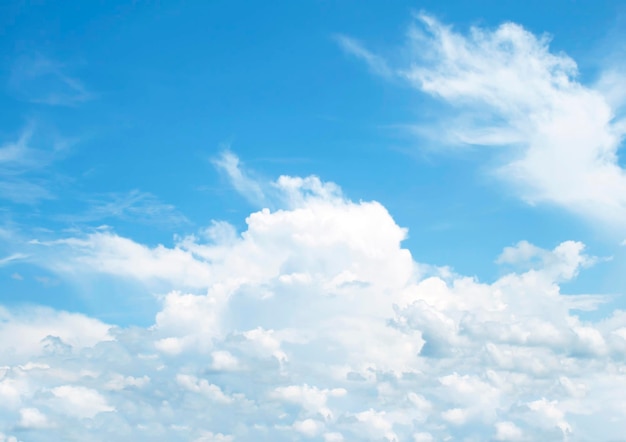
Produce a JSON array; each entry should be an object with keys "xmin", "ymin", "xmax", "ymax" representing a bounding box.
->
[{"xmin": 1, "ymin": 159, "xmax": 624, "ymax": 441}]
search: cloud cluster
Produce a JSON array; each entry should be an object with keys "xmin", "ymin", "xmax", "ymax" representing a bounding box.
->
[
  {"xmin": 340, "ymin": 14, "xmax": 626, "ymax": 229},
  {"xmin": 1, "ymin": 165, "xmax": 625, "ymax": 441}
]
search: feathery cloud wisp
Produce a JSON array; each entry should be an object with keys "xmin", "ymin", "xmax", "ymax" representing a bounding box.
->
[{"xmin": 341, "ymin": 14, "xmax": 626, "ymax": 230}]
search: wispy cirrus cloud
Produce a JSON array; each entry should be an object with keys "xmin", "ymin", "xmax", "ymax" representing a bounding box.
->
[
  {"xmin": 335, "ymin": 35, "xmax": 393, "ymax": 78},
  {"xmin": 9, "ymin": 54, "xmax": 93, "ymax": 106},
  {"xmin": 0, "ymin": 128, "xmax": 184, "ymax": 238},
  {"xmin": 0, "ymin": 253, "xmax": 27, "ymax": 267},
  {"xmin": 212, "ymin": 150, "xmax": 269, "ymax": 207},
  {"xmin": 58, "ymin": 190, "xmax": 188, "ymax": 227},
  {"xmin": 339, "ymin": 14, "xmax": 626, "ymax": 231},
  {"xmin": 0, "ymin": 129, "xmax": 62, "ymax": 204},
  {"xmin": 0, "ymin": 129, "xmax": 54, "ymax": 171}
]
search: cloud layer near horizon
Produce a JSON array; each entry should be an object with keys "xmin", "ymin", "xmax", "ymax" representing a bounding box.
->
[{"xmin": 1, "ymin": 163, "xmax": 625, "ymax": 441}]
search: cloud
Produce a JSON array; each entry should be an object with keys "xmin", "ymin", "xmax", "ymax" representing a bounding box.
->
[
  {"xmin": 0, "ymin": 306, "xmax": 112, "ymax": 362},
  {"xmin": 212, "ymin": 150, "xmax": 342, "ymax": 210},
  {"xmin": 17, "ymin": 407, "xmax": 50, "ymax": 430},
  {"xmin": 58, "ymin": 190, "xmax": 188, "ymax": 226},
  {"xmin": 33, "ymin": 233, "xmax": 216, "ymax": 290},
  {"xmin": 496, "ymin": 240, "xmax": 597, "ymax": 281},
  {"xmin": 212, "ymin": 150, "xmax": 268, "ymax": 207},
  {"xmin": 341, "ymin": 14, "xmax": 626, "ymax": 229},
  {"xmin": 0, "ymin": 254, "xmax": 27, "ymax": 267},
  {"xmin": 0, "ymin": 128, "xmax": 67, "ymax": 204},
  {"xmin": 49, "ymin": 385, "xmax": 115, "ymax": 419},
  {"xmin": 1, "ymin": 166, "xmax": 625, "ymax": 440},
  {"xmin": 0, "ymin": 129, "xmax": 183, "ymax": 224},
  {"xmin": 9, "ymin": 54, "xmax": 92, "ymax": 106},
  {"xmin": 335, "ymin": 35, "xmax": 393, "ymax": 78},
  {"xmin": 0, "ymin": 180, "xmax": 54, "ymax": 204}
]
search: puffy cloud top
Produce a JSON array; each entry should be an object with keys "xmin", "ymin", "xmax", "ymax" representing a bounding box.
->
[{"xmin": 0, "ymin": 170, "xmax": 623, "ymax": 441}]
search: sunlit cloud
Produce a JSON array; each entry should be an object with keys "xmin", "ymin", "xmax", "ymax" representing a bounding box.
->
[
  {"xmin": 340, "ymin": 13, "xmax": 626, "ymax": 230},
  {"xmin": 0, "ymin": 156, "xmax": 621, "ymax": 440}
]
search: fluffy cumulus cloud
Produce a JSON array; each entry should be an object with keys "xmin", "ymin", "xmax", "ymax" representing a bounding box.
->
[
  {"xmin": 340, "ymin": 14, "xmax": 626, "ymax": 229},
  {"xmin": 0, "ymin": 162, "xmax": 625, "ymax": 441}
]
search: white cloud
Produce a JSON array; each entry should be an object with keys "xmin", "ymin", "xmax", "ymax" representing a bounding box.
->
[
  {"xmin": 0, "ymin": 254, "xmax": 27, "ymax": 267},
  {"xmin": 1, "ymin": 163, "xmax": 626, "ymax": 440},
  {"xmin": 210, "ymin": 350, "xmax": 240, "ymax": 371},
  {"xmin": 35, "ymin": 234, "xmax": 216, "ymax": 290},
  {"xmin": 494, "ymin": 421, "xmax": 524, "ymax": 441},
  {"xmin": 104, "ymin": 374, "xmax": 150, "ymax": 391},
  {"xmin": 527, "ymin": 398, "xmax": 572, "ymax": 436},
  {"xmin": 271, "ymin": 384, "xmax": 346, "ymax": 420},
  {"xmin": 212, "ymin": 150, "xmax": 346, "ymax": 211},
  {"xmin": 0, "ymin": 433, "xmax": 19, "ymax": 442},
  {"xmin": 323, "ymin": 432, "xmax": 344, "ymax": 442},
  {"xmin": 413, "ymin": 432, "xmax": 434, "ymax": 442},
  {"xmin": 194, "ymin": 432, "xmax": 234, "ymax": 442},
  {"xmin": 176, "ymin": 374, "xmax": 234, "ymax": 404},
  {"xmin": 292, "ymin": 418, "xmax": 324, "ymax": 437},
  {"xmin": 343, "ymin": 14, "xmax": 626, "ymax": 229},
  {"xmin": 50, "ymin": 385, "xmax": 115, "ymax": 418},
  {"xmin": 212, "ymin": 150, "xmax": 268, "ymax": 207},
  {"xmin": 17, "ymin": 407, "xmax": 50, "ymax": 429},
  {"xmin": 0, "ymin": 306, "xmax": 112, "ymax": 361},
  {"xmin": 335, "ymin": 35, "xmax": 393, "ymax": 78}
]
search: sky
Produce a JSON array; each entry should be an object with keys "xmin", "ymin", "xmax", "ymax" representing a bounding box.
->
[{"xmin": 2, "ymin": 0, "xmax": 626, "ymax": 440}]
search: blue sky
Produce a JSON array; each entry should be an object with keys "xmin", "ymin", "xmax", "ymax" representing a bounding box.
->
[{"xmin": 2, "ymin": 1, "xmax": 626, "ymax": 441}]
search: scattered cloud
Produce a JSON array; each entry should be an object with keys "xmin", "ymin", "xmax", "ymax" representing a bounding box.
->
[
  {"xmin": 340, "ymin": 14, "xmax": 626, "ymax": 230},
  {"xmin": 0, "ymin": 128, "xmax": 69, "ymax": 204},
  {"xmin": 59, "ymin": 190, "xmax": 188, "ymax": 227},
  {"xmin": 213, "ymin": 150, "xmax": 344, "ymax": 211},
  {"xmin": 9, "ymin": 54, "xmax": 92, "ymax": 106},
  {"xmin": 0, "ymin": 253, "xmax": 27, "ymax": 267},
  {"xmin": 1, "ymin": 129, "xmax": 183, "ymax": 229},
  {"xmin": 34, "ymin": 275, "xmax": 59, "ymax": 287},
  {"xmin": 335, "ymin": 35, "xmax": 393, "ymax": 78},
  {"xmin": 0, "ymin": 167, "xmax": 622, "ymax": 440},
  {"xmin": 212, "ymin": 150, "xmax": 269, "ymax": 207},
  {"xmin": 0, "ymin": 179, "xmax": 54, "ymax": 204},
  {"xmin": 17, "ymin": 407, "xmax": 51, "ymax": 430}
]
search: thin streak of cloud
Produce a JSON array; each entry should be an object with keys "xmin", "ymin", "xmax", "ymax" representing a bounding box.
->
[
  {"xmin": 9, "ymin": 54, "xmax": 93, "ymax": 107},
  {"xmin": 0, "ymin": 180, "xmax": 54, "ymax": 204},
  {"xmin": 0, "ymin": 124, "xmax": 72, "ymax": 205},
  {"xmin": 58, "ymin": 190, "xmax": 188, "ymax": 227},
  {"xmin": 0, "ymin": 253, "xmax": 28, "ymax": 267},
  {"xmin": 212, "ymin": 150, "xmax": 269, "ymax": 207},
  {"xmin": 335, "ymin": 34, "xmax": 393, "ymax": 78}
]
